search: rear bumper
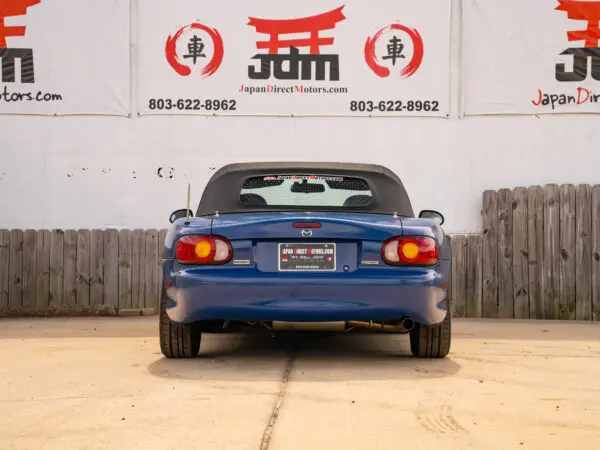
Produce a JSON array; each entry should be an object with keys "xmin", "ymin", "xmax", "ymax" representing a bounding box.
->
[{"xmin": 164, "ymin": 265, "xmax": 450, "ymax": 327}]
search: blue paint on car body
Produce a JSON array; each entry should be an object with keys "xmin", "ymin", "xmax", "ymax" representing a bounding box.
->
[{"xmin": 162, "ymin": 212, "xmax": 450, "ymax": 326}]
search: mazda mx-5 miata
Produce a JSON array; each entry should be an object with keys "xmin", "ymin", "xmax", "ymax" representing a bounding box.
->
[{"xmin": 160, "ymin": 162, "xmax": 452, "ymax": 358}]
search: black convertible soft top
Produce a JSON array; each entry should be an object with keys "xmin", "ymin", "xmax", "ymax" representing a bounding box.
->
[{"xmin": 195, "ymin": 162, "xmax": 415, "ymax": 217}]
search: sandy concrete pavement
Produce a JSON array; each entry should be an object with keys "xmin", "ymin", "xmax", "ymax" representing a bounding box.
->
[{"xmin": 0, "ymin": 318, "xmax": 599, "ymax": 450}]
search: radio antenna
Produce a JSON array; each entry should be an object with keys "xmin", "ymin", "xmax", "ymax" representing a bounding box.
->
[{"xmin": 185, "ymin": 183, "xmax": 191, "ymax": 223}]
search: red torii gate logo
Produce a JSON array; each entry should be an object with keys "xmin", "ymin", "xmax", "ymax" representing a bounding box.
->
[
  {"xmin": 247, "ymin": 6, "xmax": 346, "ymax": 81},
  {"xmin": 0, "ymin": 0, "xmax": 40, "ymax": 84},
  {"xmin": 0, "ymin": 0, "xmax": 40, "ymax": 48},
  {"xmin": 555, "ymin": 0, "xmax": 600, "ymax": 81}
]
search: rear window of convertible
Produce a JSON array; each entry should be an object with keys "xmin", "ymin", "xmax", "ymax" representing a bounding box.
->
[{"xmin": 239, "ymin": 175, "xmax": 374, "ymax": 208}]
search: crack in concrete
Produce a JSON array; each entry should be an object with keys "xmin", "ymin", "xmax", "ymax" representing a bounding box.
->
[{"xmin": 260, "ymin": 348, "xmax": 296, "ymax": 450}]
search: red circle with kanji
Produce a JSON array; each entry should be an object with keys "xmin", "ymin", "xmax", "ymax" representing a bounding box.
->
[
  {"xmin": 165, "ymin": 23, "xmax": 224, "ymax": 77},
  {"xmin": 364, "ymin": 24, "xmax": 424, "ymax": 79}
]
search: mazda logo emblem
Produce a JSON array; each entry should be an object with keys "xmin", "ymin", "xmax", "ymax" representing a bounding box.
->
[{"xmin": 301, "ymin": 229, "xmax": 312, "ymax": 237}]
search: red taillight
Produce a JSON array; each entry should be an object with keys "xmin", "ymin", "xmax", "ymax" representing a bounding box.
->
[
  {"xmin": 175, "ymin": 235, "xmax": 233, "ymax": 265},
  {"xmin": 381, "ymin": 236, "xmax": 438, "ymax": 266}
]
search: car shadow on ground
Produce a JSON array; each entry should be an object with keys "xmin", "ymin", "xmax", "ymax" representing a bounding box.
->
[{"xmin": 147, "ymin": 332, "xmax": 462, "ymax": 382}]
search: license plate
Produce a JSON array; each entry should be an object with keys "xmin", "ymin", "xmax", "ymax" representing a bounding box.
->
[{"xmin": 278, "ymin": 243, "xmax": 336, "ymax": 271}]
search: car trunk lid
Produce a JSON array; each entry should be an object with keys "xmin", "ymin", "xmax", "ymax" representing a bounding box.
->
[{"xmin": 211, "ymin": 212, "xmax": 404, "ymax": 273}]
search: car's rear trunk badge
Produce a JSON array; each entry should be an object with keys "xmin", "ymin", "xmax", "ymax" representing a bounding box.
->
[
  {"xmin": 361, "ymin": 260, "xmax": 380, "ymax": 265},
  {"xmin": 233, "ymin": 259, "xmax": 252, "ymax": 265}
]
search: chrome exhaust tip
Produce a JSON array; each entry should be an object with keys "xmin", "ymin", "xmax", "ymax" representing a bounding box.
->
[{"xmin": 402, "ymin": 318, "xmax": 415, "ymax": 331}]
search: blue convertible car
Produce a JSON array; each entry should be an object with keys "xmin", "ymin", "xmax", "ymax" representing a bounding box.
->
[{"xmin": 160, "ymin": 162, "xmax": 452, "ymax": 358}]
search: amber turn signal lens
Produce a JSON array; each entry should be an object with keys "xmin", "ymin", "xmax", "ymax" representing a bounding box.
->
[
  {"xmin": 194, "ymin": 241, "xmax": 213, "ymax": 259},
  {"xmin": 400, "ymin": 242, "xmax": 420, "ymax": 260}
]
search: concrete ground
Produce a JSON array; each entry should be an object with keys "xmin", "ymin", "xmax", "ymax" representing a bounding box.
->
[{"xmin": 0, "ymin": 318, "xmax": 599, "ymax": 450}]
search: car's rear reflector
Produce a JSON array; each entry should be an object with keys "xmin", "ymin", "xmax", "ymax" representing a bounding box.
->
[
  {"xmin": 293, "ymin": 222, "xmax": 322, "ymax": 228},
  {"xmin": 381, "ymin": 236, "xmax": 438, "ymax": 266},
  {"xmin": 175, "ymin": 235, "xmax": 233, "ymax": 265}
]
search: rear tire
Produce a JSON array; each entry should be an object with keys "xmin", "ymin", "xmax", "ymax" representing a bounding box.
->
[
  {"xmin": 409, "ymin": 311, "xmax": 451, "ymax": 358},
  {"xmin": 159, "ymin": 286, "xmax": 201, "ymax": 358}
]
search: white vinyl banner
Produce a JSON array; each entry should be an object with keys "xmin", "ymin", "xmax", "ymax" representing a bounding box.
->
[
  {"xmin": 137, "ymin": 0, "xmax": 452, "ymax": 117},
  {"xmin": 0, "ymin": 0, "xmax": 130, "ymax": 116},
  {"xmin": 463, "ymin": 0, "xmax": 600, "ymax": 115}
]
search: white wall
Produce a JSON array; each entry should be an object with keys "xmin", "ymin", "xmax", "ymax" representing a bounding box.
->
[{"xmin": 1, "ymin": 1, "xmax": 599, "ymax": 234}]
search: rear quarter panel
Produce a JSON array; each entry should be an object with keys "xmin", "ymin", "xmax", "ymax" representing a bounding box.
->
[
  {"xmin": 162, "ymin": 216, "xmax": 214, "ymax": 260},
  {"xmin": 401, "ymin": 217, "xmax": 452, "ymax": 304}
]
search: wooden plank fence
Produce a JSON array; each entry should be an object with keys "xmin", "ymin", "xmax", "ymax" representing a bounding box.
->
[
  {"xmin": 0, "ymin": 229, "xmax": 164, "ymax": 317},
  {"xmin": 451, "ymin": 183, "xmax": 600, "ymax": 321},
  {"xmin": 0, "ymin": 183, "xmax": 599, "ymax": 320}
]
